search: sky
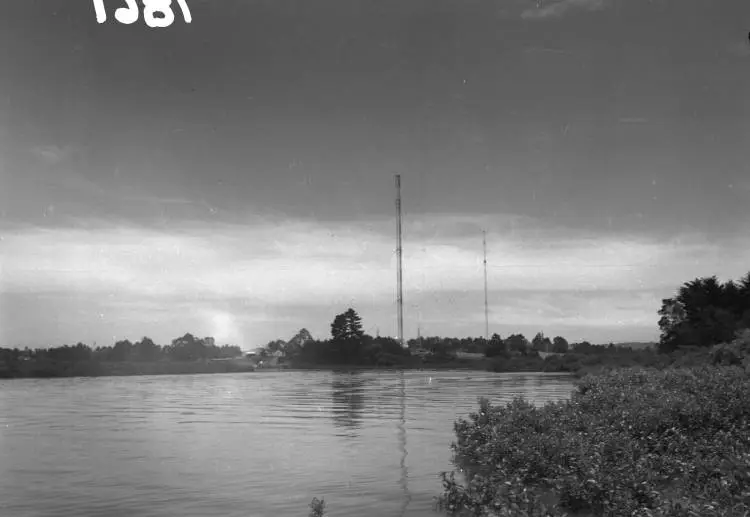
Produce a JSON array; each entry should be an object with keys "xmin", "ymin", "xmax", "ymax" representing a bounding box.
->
[{"xmin": 2, "ymin": 0, "xmax": 750, "ymax": 349}]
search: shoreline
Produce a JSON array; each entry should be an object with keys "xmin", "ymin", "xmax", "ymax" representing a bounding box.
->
[
  {"xmin": 1, "ymin": 347, "xmax": 687, "ymax": 380},
  {"xmin": 0, "ymin": 358, "xmax": 563, "ymax": 379},
  {"xmin": 0, "ymin": 358, "xmax": 257, "ymax": 379},
  {"xmin": 0, "ymin": 358, "xmax": 596, "ymax": 379}
]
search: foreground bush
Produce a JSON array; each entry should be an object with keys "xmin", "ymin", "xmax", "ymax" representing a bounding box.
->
[
  {"xmin": 710, "ymin": 330, "xmax": 750, "ymax": 368},
  {"xmin": 438, "ymin": 365, "xmax": 750, "ymax": 516}
]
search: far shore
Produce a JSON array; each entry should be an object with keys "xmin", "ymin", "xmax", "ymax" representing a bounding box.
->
[
  {"xmin": 0, "ymin": 357, "xmax": 257, "ymax": 379},
  {"xmin": 0, "ymin": 354, "xmax": 602, "ymax": 379},
  {"xmin": 0, "ymin": 359, "xmax": 501, "ymax": 379}
]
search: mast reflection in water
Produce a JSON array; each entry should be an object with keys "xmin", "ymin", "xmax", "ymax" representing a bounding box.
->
[{"xmin": 397, "ymin": 369, "xmax": 411, "ymax": 516}]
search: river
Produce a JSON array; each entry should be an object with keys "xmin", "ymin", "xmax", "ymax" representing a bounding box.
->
[{"xmin": 0, "ymin": 370, "xmax": 575, "ymax": 517}]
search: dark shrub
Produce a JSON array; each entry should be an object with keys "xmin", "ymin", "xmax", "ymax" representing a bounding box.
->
[{"xmin": 438, "ymin": 365, "xmax": 750, "ymax": 517}]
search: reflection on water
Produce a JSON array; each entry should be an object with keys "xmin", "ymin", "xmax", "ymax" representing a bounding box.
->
[
  {"xmin": 397, "ymin": 370, "xmax": 412, "ymax": 517},
  {"xmin": 0, "ymin": 370, "xmax": 574, "ymax": 517},
  {"xmin": 331, "ymin": 372, "xmax": 367, "ymax": 436}
]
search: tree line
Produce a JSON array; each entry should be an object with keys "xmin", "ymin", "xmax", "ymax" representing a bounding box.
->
[
  {"xmin": 0, "ymin": 333, "xmax": 243, "ymax": 366},
  {"xmin": 417, "ymin": 332, "xmax": 571, "ymax": 357},
  {"xmin": 278, "ymin": 308, "xmax": 633, "ymax": 368}
]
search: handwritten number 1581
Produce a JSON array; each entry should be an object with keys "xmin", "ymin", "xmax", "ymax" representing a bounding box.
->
[{"xmin": 93, "ymin": 0, "xmax": 192, "ymax": 27}]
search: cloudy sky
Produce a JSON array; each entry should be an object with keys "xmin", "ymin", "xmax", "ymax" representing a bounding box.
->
[{"xmin": 2, "ymin": 0, "xmax": 750, "ymax": 349}]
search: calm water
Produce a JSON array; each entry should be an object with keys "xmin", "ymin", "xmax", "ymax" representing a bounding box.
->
[{"xmin": 0, "ymin": 370, "xmax": 574, "ymax": 517}]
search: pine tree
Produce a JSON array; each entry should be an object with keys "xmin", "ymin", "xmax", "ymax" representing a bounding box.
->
[
  {"xmin": 331, "ymin": 308, "xmax": 364, "ymax": 342},
  {"xmin": 330, "ymin": 308, "xmax": 365, "ymax": 363},
  {"xmin": 343, "ymin": 308, "xmax": 364, "ymax": 340}
]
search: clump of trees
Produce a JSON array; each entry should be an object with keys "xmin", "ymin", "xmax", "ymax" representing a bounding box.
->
[
  {"xmin": 289, "ymin": 308, "xmax": 412, "ymax": 367},
  {"xmin": 95, "ymin": 334, "xmax": 243, "ymax": 362},
  {"xmin": 484, "ymin": 332, "xmax": 572, "ymax": 357},
  {"xmin": 551, "ymin": 336, "xmax": 569, "ymax": 353},
  {"xmin": 531, "ymin": 332, "xmax": 552, "ymax": 352},
  {"xmin": 658, "ymin": 272, "xmax": 750, "ymax": 353},
  {"xmin": 484, "ymin": 333, "xmax": 531, "ymax": 357},
  {"xmin": 410, "ymin": 336, "xmax": 490, "ymax": 356},
  {"xmin": 0, "ymin": 334, "xmax": 244, "ymax": 378}
]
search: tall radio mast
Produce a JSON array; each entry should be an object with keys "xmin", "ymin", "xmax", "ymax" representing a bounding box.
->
[
  {"xmin": 395, "ymin": 174, "xmax": 405, "ymax": 348},
  {"xmin": 483, "ymin": 230, "xmax": 489, "ymax": 340}
]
